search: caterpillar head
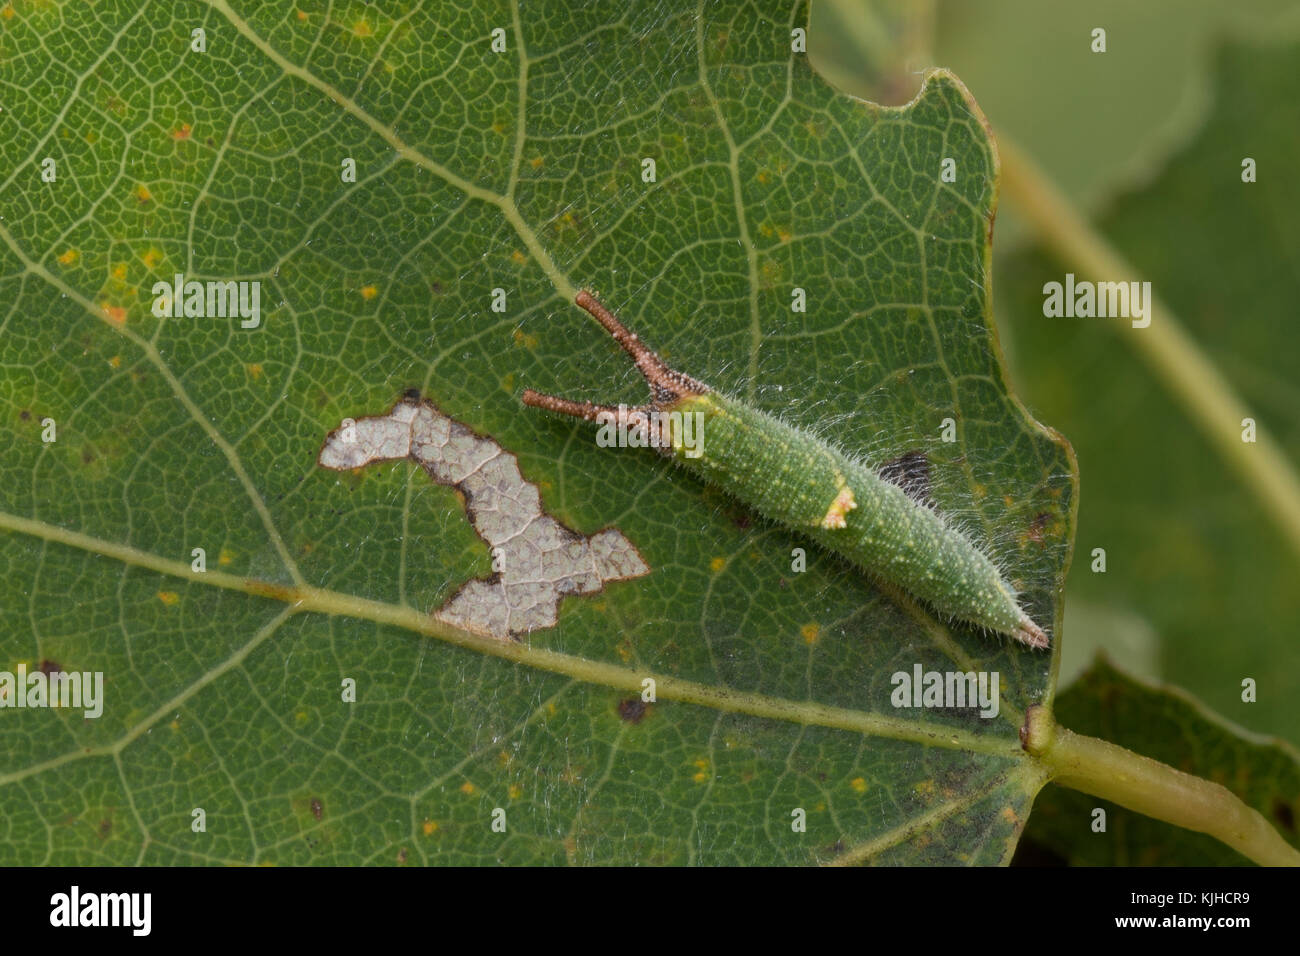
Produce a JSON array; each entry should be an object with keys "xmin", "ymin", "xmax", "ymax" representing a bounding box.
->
[{"xmin": 522, "ymin": 291, "xmax": 710, "ymax": 434}]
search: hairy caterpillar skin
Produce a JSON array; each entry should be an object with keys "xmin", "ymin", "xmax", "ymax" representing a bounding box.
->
[{"xmin": 523, "ymin": 291, "xmax": 1048, "ymax": 650}]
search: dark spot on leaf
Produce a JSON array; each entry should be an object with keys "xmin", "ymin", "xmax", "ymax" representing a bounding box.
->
[
  {"xmin": 1027, "ymin": 512, "xmax": 1050, "ymax": 545},
  {"xmin": 81, "ymin": 449, "xmax": 95, "ymax": 464},
  {"xmin": 617, "ymin": 698, "xmax": 649, "ymax": 723},
  {"xmin": 311, "ymin": 798, "xmax": 323, "ymax": 821},
  {"xmin": 38, "ymin": 659, "xmax": 62, "ymax": 676},
  {"xmin": 824, "ymin": 840, "xmax": 845, "ymax": 856},
  {"xmin": 99, "ymin": 818, "xmax": 112, "ymax": 839},
  {"xmin": 730, "ymin": 511, "xmax": 751, "ymax": 530},
  {"xmin": 879, "ymin": 450, "xmax": 932, "ymax": 507},
  {"xmin": 1273, "ymin": 799, "xmax": 1294, "ymax": 832},
  {"xmin": 402, "ymin": 387, "xmax": 422, "ymax": 403},
  {"xmin": 19, "ymin": 409, "xmax": 30, "ymax": 421},
  {"xmin": 397, "ymin": 847, "xmax": 408, "ymax": 863}
]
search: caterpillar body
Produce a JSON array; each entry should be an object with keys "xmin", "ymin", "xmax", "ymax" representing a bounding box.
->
[{"xmin": 523, "ymin": 291, "xmax": 1049, "ymax": 650}]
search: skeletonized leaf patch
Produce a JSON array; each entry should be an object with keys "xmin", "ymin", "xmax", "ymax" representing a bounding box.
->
[{"xmin": 319, "ymin": 396, "xmax": 648, "ymax": 640}]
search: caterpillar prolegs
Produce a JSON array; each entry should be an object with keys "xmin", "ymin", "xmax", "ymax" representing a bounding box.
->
[{"xmin": 522, "ymin": 291, "xmax": 1049, "ymax": 650}]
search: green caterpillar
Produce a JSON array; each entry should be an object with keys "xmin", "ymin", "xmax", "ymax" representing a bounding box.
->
[{"xmin": 523, "ymin": 290, "xmax": 1048, "ymax": 650}]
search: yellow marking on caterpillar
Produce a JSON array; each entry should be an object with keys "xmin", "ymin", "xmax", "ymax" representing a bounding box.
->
[{"xmin": 819, "ymin": 482, "xmax": 857, "ymax": 530}]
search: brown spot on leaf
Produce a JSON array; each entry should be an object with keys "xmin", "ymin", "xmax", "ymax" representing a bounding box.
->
[
  {"xmin": 99, "ymin": 817, "xmax": 112, "ymax": 839},
  {"xmin": 1027, "ymin": 512, "xmax": 1050, "ymax": 545},
  {"xmin": 38, "ymin": 659, "xmax": 62, "ymax": 676},
  {"xmin": 19, "ymin": 409, "xmax": 30, "ymax": 421},
  {"xmin": 310, "ymin": 798, "xmax": 323, "ymax": 821},
  {"xmin": 617, "ymin": 698, "xmax": 648, "ymax": 724}
]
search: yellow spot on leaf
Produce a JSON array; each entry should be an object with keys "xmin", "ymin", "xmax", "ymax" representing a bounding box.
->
[
  {"xmin": 1001, "ymin": 806, "xmax": 1019, "ymax": 825},
  {"xmin": 111, "ymin": 263, "xmax": 128, "ymax": 281},
  {"xmin": 459, "ymin": 781, "xmax": 476, "ymax": 796},
  {"xmin": 508, "ymin": 783, "xmax": 523, "ymax": 800},
  {"xmin": 512, "ymin": 329, "xmax": 537, "ymax": 349},
  {"xmin": 57, "ymin": 249, "xmax": 78, "ymax": 265},
  {"xmin": 134, "ymin": 184, "xmax": 152, "ymax": 203},
  {"xmin": 422, "ymin": 820, "xmax": 438, "ymax": 836},
  {"xmin": 352, "ymin": 20, "xmax": 373, "ymax": 37},
  {"xmin": 692, "ymin": 757, "xmax": 710, "ymax": 783},
  {"xmin": 296, "ymin": 8, "xmax": 308, "ymax": 21},
  {"xmin": 801, "ymin": 622, "xmax": 820, "ymax": 645},
  {"xmin": 360, "ymin": 285, "xmax": 377, "ymax": 299},
  {"xmin": 169, "ymin": 720, "xmax": 180, "ymax": 731},
  {"xmin": 140, "ymin": 248, "xmax": 161, "ymax": 269},
  {"xmin": 528, "ymin": 156, "xmax": 543, "ymax": 169},
  {"xmin": 102, "ymin": 304, "xmax": 127, "ymax": 326},
  {"xmin": 1, "ymin": 5, "xmax": 13, "ymax": 20},
  {"xmin": 246, "ymin": 363, "xmax": 263, "ymax": 380},
  {"xmin": 756, "ymin": 170, "xmax": 770, "ymax": 184},
  {"xmin": 171, "ymin": 124, "xmax": 191, "ymax": 140},
  {"xmin": 914, "ymin": 779, "xmax": 936, "ymax": 799},
  {"xmin": 218, "ymin": 549, "xmax": 234, "ymax": 566},
  {"xmin": 510, "ymin": 249, "xmax": 527, "ymax": 266},
  {"xmin": 709, "ymin": 556, "xmax": 726, "ymax": 573},
  {"xmin": 156, "ymin": 591, "xmax": 179, "ymax": 606},
  {"xmin": 850, "ymin": 777, "xmax": 868, "ymax": 793},
  {"xmin": 108, "ymin": 355, "xmax": 122, "ymax": 369}
]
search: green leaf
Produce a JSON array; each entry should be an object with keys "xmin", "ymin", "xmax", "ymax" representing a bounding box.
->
[
  {"xmin": 1019, "ymin": 657, "xmax": 1300, "ymax": 865},
  {"xmin": 0, "ymin": 0, "xmax": 1072, "ymax": 864}
]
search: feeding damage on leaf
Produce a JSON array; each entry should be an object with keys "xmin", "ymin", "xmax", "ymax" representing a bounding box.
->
[{"xmin": 318, "ymin": 395, "xmax": 649, "ymax": 641}]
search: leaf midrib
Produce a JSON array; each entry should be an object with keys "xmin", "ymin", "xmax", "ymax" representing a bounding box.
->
[{"xmin": 0, "ymin": 509, "xmax": 1025, "ymax": 781}]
